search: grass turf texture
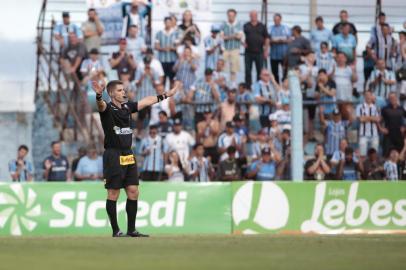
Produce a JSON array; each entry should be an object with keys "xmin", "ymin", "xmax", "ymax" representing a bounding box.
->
[{"xmin": 1, "ymin": 234, "xmax": 405, "ymax": 270}]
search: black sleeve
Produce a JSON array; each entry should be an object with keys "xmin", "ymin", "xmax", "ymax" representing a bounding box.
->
[
  {"xmin": 332, "ymin": 23, "xmax": 340, "ymax": 35},
  {"xmin": 329, "ymin": 80, "xmax": 336, "ymax": 89},
  {"xmin": 262, "ymin": 24, "xmax": 269, "ymax": 39},
  {"xmin": 99, "ymin": 102, "xmax": 111, "ymax": 116},
  {"xmin": 127, "ymin": 101, "xmax": 138, "ymax": 113},
  {"xmin": 350, "ymin": 23, "xmax": 357, "ymax": 35}
]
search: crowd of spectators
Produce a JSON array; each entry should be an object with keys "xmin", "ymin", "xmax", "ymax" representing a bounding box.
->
[{"xmin": 10, "ymin": 2, "xmax": 406, "ymax": 182}]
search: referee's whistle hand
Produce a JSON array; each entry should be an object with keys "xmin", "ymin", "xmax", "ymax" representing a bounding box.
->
[{"xmin": 91, "ymin": 80, "xmax": 104, "ymax": 95}]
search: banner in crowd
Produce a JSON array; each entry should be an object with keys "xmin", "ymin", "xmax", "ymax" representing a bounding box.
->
[
  {"xmin": 152, "ymin": 0, "xmax": 212, "ymax": 21},
  {"xmin": 232, "ymin": 182, "xmax": 406, "ymax": 234},
  {"xmin": 0, "ymin": 182, "xmax": 231, "ymax": 236}
]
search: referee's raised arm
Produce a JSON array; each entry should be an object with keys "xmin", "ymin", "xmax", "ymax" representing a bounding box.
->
[
  {"xmin": 92, "ymin": 80, "xmax": 107, "ymax": 112},
  {"xmin": 137, "ymin": 80, "xmax": 182, "ymax": 111}
]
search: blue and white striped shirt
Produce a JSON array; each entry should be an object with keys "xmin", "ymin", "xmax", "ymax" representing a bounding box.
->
[
  {"xmin": 268, "ymin": 24, "xmax": 291, "ymax": 60},
  {"xmin": 204, "ymin": 35, "xmax": 224, "ymax": 69},
  {"xmin": 174, "ymin": 59, "xmax": 198, "ymax": 91},
  {"xmin": 221, "ymin": 21, "xmax": 243, "ymax": 50},
  {"xmin": 191, "ymin": 79, "xmax": 219, "ymax": 113},
  {"xmin": 316, "ymin": 51, "xmax": 335, "ymax": 74},
  {"xmin": 325, "ymin": 120, "xmax": 348, "ymax": 156},
  {"xmin": 367, "ymin": 69, "xmax": 396, "ymax": 99},
  {"xmin": 189, "ymin": 157, "xmax": 211, "ymax": 182},
  {"xmin": 237, "ymin": 90, "xmax": 254, "ymax": 114},
  {"xmin": 155, "ymin": 29, "xmax": 179, "ymax": 63},
  {"xmin": 384, "ymin": 160, "xmax": 398, "ymax": 181},
  {"xmin": 54, "ymin": 23, "xmax": 83, "ymax": 46},
  {"xmin": 253, "ymin": 80, "xmax": 277, "ymax": 116},
  {"xmin": 218, "ymin": 132, "xmax": 242, "ymax": 161},
  {"xmin": 140, "ymin": 135, "xmax": 167, "ymax": 172},
  {"xmin": 135, "ymin": 67, "xmax": 160, "ymax": 100}
]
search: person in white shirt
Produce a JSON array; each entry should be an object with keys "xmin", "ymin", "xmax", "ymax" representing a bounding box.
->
[
  {"xmin": 80, "ymin": 48, "xmax": 104, "ymax": 85},
  {"xmin": 165, "ymin": 151, "xmax": 186, "ymax": 182},
  {"xmin": 217, "ymin": 121, "xmax": 243, "ymax": 161},
  {"xmin": 384, "ymin": 149, "xmax": 399, "ymax": 181},
  {"xmin": 138, "ymin": 48, "xmax": 164, "ymax": 82},
  {"xmin": 188, "ymin": 144, "xmax": 213, "ymax": 182},
  {"xmin": 356, "ymin": 90, "xmax": 381, "ymax": 157},
  {"xmin": 164, "ymin": 118, "xmax": 195, "ymax": 168}
]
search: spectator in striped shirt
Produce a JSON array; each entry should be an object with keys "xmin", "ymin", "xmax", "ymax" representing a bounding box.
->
[
  {"xmin": 189, "ymin": 144, "xmax": 213, "ymax": 182},
  {"xmin": 268, "ymin": 13, "xmax": 291, "ymax": 83},
  {"xmin": 204, "ymin": 25, "xmax": 224, "ymax": 70},
  {"xmin": 356, "ymin": 90, "xmax": 381, "ymax": 157},
  {"xmin": 218, "ymin": 121, "xmax": 243, "ymax": 162},
  {"xmin": 310, "ymin": 16, "xmax": 333, "ymax": 53},
  {"xmin": 80, "ymin": 48, "xmax": 104, "ymax": 86},
  {"xmin": 173, "ymin": 46, "xmax": 198, "ymax": 92},
  {"xmin": 384, "ymin": 149, "xmax": 400, "ymax": 181},
  {"xmin": 368, "ymin": 20, "xmax": 396, "ymax": 70},
  {"xmin": 54, "ymin": 12, "xmax": 83, "ymax": 49},
  {"xmin": 155, "ymin": 17, "xmax": 179, "ymax": 88},
  {"xmin": 213, "ymin": 59, "xmax": 228, "ymax": 101},
  {"xmin": 236, "ymin": 82, "xmax": 253, "ymax": 117},
  {"xmin": 316, "ymin": 42, "xmax": 335, "ymax": 76},
  {"xmin": 188, "ymin": 68, "xmax": 220, "ymax": 124},
  {"xmin": 253, "ymin": 69, "xmax": 279, "ymax": 128},
  {"xmin": 140, "ymin": 125, "xmax": 167, "ymax": 181},
  {"xmin": 366, "ymin": 59, "xmax": 396, "ymax": 108},
  {"xmin": 221, "ymin": 9, "xmax": 244, "ymax": 84},
  {"xmin": 320, "ymin": 109, "xmax": 348, "ymax": 157},
  {"xmin": 317, "ymin": 69, "xmax": 337, "ymax": 119}
]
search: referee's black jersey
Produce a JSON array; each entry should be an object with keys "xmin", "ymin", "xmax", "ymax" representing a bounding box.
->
[{"xmin": 100, "ymin": 101, "xmax": 138, "ymax": 150}]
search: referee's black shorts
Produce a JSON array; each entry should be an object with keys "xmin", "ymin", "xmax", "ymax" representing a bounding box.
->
[{"xmin": 103, "ymin": 148, "xmax": 139, "ymax": 189}]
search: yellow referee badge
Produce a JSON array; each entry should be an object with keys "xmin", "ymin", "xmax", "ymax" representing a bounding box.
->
[{"xmin": 119, "ymin": 154, "xmax": 135, "ymax": 166}]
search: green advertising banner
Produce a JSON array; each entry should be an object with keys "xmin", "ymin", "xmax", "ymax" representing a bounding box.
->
[
  {"xmin": 0, "ymin": 182, "xmax": 231, "ymax": 236},
  {"xmin": 232, "ymin": 181, "xmax": 406, "ymax": 234}
]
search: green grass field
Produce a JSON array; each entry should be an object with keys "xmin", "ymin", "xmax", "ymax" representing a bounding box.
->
[{"xmin": 1, "ymin": 234, "xmax": 405, "ymax": 270}]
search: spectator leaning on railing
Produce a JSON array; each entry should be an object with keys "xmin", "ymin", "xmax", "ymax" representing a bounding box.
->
[{"xmin": 54, "ymin": 11, "xmax": 82, "ymax": 49}]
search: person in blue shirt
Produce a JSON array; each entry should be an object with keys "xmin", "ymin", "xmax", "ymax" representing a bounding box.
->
[
  {"xmin": 332, "ymin": 23, "xmax": 357, "ymax": 64},
  {"xmin": 310, "ymin": 16, "xmax": 333, "ymax": 53},
  {"xmin": 268, "ymin": 13, "xmax": 291, "ymax": 83},
  {"xmin": 54, "ymin": 11, "xmax": 83, "ymax": 49},
  {"xmin": 9, "ymin": 145, "xmax": 34, "ymax": 182},
  {"xmin": 246, "ymin": 146, "xmax": 281, "ymax": 181},
  {"xmin": 74, "ymin": 145, "xmax": 103, "ymax": 181}
]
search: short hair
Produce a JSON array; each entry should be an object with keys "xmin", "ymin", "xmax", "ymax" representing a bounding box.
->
[
  {"xmin": 345, "ymin": 147, "xmax": 354, "ymax": 155},
  {"xmin": 315, "ymin": 16, "xmax": 323, "ymax": 22},
  {"xmin": 193, "ymin": 143, "xmax": 204, "ymax": 150},
  {"xmin": 18, "ymin": 145, "xmax": 29, "ymax": 152},
  {"xmin": 274, "ymin": 13, "xmax": 282, "ymax": 19},
  {"xmin": 227, "ymin": 145, "xmax": 237, "ymax": 154},
  {"xmin": 381, "ymin": 23, "xmax": 390, "ymax": 28},
  {"xmin": 320, "ymin": 41, "xmax": 329, "ymax": 48},
  {"xmin": 379, "ymin": 12, "xmax": 386, "ymax": 17},
  {"xmin": 164, "ymin": 16, "xmax": 171, "ymax": 22},
  {"xmin": 399, "ymin": 31, "xmax": 406, "ymax": 37},
  {"xmin": 159, "ymin": 110, "xmax": 168, "ymax": 117},
  {"xmin": 341, "ymin": 22, "xmax": 350, "ymax": 28},
  {"xmin": 336, "ymin": 51, "xmax": 347, "ymax": 58},
  {"xmin": 318, "ymin": 68, "xmax": 327, "ymax": 75},
  {"xmin": 106, "ymin": 80, "xmax": 123, "ymax": 95},
  {"xmin": 51, "ymin": 141, "xmax": 60, "ymax": 147},
  {"xmin": 88, "ymin": 8, "xmax": 96, "ymax": 13},
  {"xmin": 367, "ymin": 148, "xmax": 377, "ymax": 155},
  {"xmin": 238, "ymin": 82, "xmax": 248, "ymax": 89},
  {"xmin": 292, "ymin": 25, "xmax": 302, "ymax": 34},
  {"xmin": 340, "ymin": 10, "xmax": 348, "ymax": 14},
  {"xmin": 129, "ymin": 24, "xmax": 138, "ymax": 29},
  {"xmin": 227, "ymin": 9, "xmax": 237, "ymax": 15}
]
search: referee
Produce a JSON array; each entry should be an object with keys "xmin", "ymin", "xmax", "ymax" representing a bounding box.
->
[{"xmin": 92, "ymin": 79, "xmax": 180, "ymax": 237}]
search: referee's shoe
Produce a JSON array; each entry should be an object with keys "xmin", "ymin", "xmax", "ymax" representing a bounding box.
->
[{"xmin": 127, "ymin": 230, "xmax": 149, "ymax": 237}]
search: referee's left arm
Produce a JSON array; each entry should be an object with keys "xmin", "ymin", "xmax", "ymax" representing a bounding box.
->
[{"xmin": 138, "ymin": 81, "xmax": 182, "ymax": 111}]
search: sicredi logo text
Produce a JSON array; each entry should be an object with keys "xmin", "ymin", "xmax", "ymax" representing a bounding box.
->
[
  {"xmin": 301, "ymin": 182, "xmax": 406, "ymax": 234},
  {"xmin": 49, "ymin": 191, "xmax": 187, "ymax": 228}
]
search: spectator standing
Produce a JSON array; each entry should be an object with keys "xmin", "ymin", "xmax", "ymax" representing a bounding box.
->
[
  {"xmin": 243, "ymin": 10, "xmax": 269, "ymax": 86},
  {"xmin": 122, "ymin": 1, "xmax": 148, "ymax": 38},
  {"xmin": 164, "ymin": 118, "xmax": 195, "ymax": 168},
  {"xmin": 236, "ymin": 83, "xmax": 253, "ymax": 117},
  {"xmin": 217, "ymin": 146, "xmax": 241, "ymax": 181},
  {"xmin": 74, "ymin": 146, "xmax": 103, "ymax": 181},
  {"xmin": 366, "ymin": 59, "xmax": 396, "ymax": 108},
  {"xmin": 155, "ymin": 17, "xmax": 179, "ymax": 88},
  {"xmin": 189, "ymin": 144, "xmax": 213, "ymax": 182},
  {"xmin": 135, "ymin": 56, "xmax": 160, "ymax": 101},
  {"xmin": 356, "ymin": 91, "xmax": 381, "ymax": 157},
  {"xmin": 320, "ymin": 108, "xmax": 348, "ymax": 157},
  {"xmin": 188, "ymin": 68, "xmax": 220, "ymax": 124},
  {"xmin": 204, "ymin": 25, "xmax": 224, "ymax": 70},
  {"xmin": 381, "ymin": 93, "xmax": 406, "ymax": 155},
  {"xmin": 367, "ymin": 23, "xmax": 396, "ymax": 70},
  {"xmin": 336, "ymin": 147, "xmax": 363, "ymax": 181},
  {"xmin": 246, "ymin": 146, "xmax": 281, "ymax": 181},
  {"xmin": 81, "ymin": 8, "xmax": 104, "ymax": 52},
  {"xmin": 286, "ymin": 25, "xmax": 311, "ymax": 69},
  {"xmin": 317, "ymin": 69, "xmax": 337, "ymax": 118},
  {"xmin": 221, "ymin": 9, "xmax": 244, "ymax": 84},
  {"xmin": 43, "ymin": 141, "xmax": 70, "ymax": 182},
  {"xmin": 165, "ymin": 151, "xmax": 187, "ymax": 182},
  {"xmin": 173, "ymin": 47, "xmax": 198, "ymax": 91},
  {"xmin": 316, "ymin": 42, "xmax": 335, "ymax": 75},
  {"xmin": 178, "ymin": 10, "xmax": 201, "ymax": 45},
  {"xmin": 156, "ymin": 111, "xmax": 172, "ymax": 139},
  {"xmin": 126, "ymin": 25, "xmax": 147, "ymax": 61},
  {"xmin": 196, "ymin": 108, "xmax": 220, "ymax": 164},
  {"xmin": 139, "ymin": 48, "xmax": 165, "ymax": 80},
  {"xmin": 268, "ymin": 13, "xmax": 291, "ymax": 83},
  {"xmin": 80, "ymin": 48, "xmax": 104, "ymax": 85},
  {"xmin": 218, "ymin": 121, "xmax": 243, "ymax": 161},
  {"xmin": 140, "ymin": 125, "xmax": 166, "ymax": 181},
  {"xmin": 304, "ymin": 144, "xmax": 331, "ymax": 180},
  {"xmin": 384, "ymin": 149, "xmax": 400, "ymax": 181},
  {"xmin": 9, "ymin": 145, "xmax": 34, "ymax": 182},
  {"xmin": 332, "ymin": 10, "xmax": 358, "ymax": 39},
  {"xmin": 253, "ymin": 69, "xmax": 279, "ymax": 128},
  {"xmin": 219, "ymin": 88, "xmax": 237, "ymax": 130},
  {"xmin": 332, "ymin": 23, "xmax": 357, "ymax": 64},
  {"xmin": 109, "ymin": 38, "xmax": 137, "ymax": 81},
  {"xmin": 54, "ymin": 11, "xmax": 82, "ymax": 49},
  {"xmin": 399, "ymin": 139, "xmax": 406, "ymax": 180},
  {"xmin": 310, "ymin": 16, "xmax": 333, "ymax": 53}
]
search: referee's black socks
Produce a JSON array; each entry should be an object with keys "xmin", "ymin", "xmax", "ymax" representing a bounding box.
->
[
  {"xmin": 106, "ymin": 199, "xmax": 120, "ymax": 234},
  {"xmin": 126, "ymin": 199, "xmax": 138, "ymax": 233}
]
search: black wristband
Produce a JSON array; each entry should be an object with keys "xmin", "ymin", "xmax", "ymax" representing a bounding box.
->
[
  {"xmin": 96, "ymin": 94, "xmax": 102, "ymax": 101},
  {"xmin": 157, "ymin": 94, "xmax": 169, "ymax": 102}
]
